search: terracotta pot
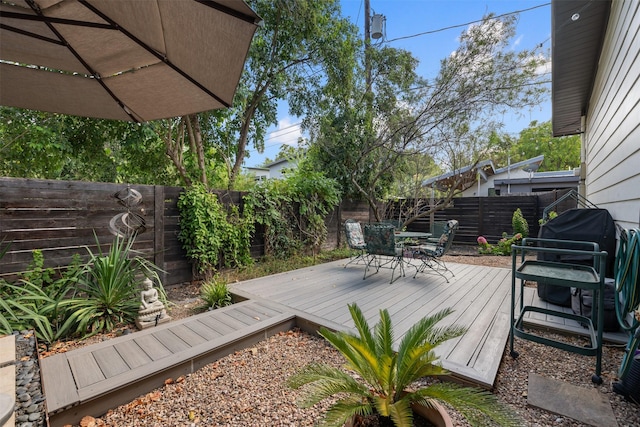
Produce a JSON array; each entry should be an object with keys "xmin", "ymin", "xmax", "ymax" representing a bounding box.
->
[
  {"xmin": 411, "ymin": 401, "xmax": 454, "ymax": 427},
  {"xmin": 344, "ymin": 401, "xmax": 453, "ymax": 427}
]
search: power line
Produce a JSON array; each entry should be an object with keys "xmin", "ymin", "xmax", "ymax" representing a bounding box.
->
[{"xmin": 384, "ymin": 3, "xmax": 550, "ymax": 44}]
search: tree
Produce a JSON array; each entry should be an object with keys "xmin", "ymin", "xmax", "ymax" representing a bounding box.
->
[
  {"xmin": 308, "ymin": 13, "xmax": 548, "ymax": 225},
  {"xmin": 496, "ymin": 120, "xmax": 580, "ymax": 171},
  {"xmin": 157, "ymin": 0, "xmax": 360, "ymax": 191},
  {"xmin": 0, "ymin": 107, "xmax": 178, "ymax": 184}
]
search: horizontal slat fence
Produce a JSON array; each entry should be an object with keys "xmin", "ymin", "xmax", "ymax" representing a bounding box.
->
[
  {"xmin": 387, "ymin": 189, "xmax": 576, "ymax": 245},
  {"xmin": 1, "ymin": 177, "xmax": 575, "ymax": 286}
]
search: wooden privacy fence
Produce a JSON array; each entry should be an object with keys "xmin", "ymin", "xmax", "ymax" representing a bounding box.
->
[
  {"xmin": 0, "ymin": 177, "xmax": 191, "ymax": 286},
  {"xmin": 0, "ymin": 177, "xmax": 573, "ymax": 286},
  {"xmin": 387, "ymin": 190, "xmax": 575, "ymax": 245}
]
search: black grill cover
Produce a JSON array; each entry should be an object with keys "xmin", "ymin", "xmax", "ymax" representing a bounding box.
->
[{"xmin": 537, "ymin": 208, "xmax": 616, "ymax": 306}]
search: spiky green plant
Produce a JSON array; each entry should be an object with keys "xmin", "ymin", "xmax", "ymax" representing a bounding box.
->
[
  {"xmin": 288, "ymin": 304, "xmax": 521, "ymax": 427},
  {"xmin": 58, "ymin": 234, "xmax": 163, "ymax": 337},
  {"xmin": 200, "ymin": 276, "xmax": 232, "ymax": 309}
]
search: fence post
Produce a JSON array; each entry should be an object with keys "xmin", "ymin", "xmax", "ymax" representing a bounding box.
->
[{"xmin": 153, "ymin": 185, "xmax": 166, "ymax": 285}]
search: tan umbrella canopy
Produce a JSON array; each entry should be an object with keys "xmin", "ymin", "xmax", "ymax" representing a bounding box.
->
[{"xmin": 0, "ymin": 0, "xmax": 260, "ymax": 122}]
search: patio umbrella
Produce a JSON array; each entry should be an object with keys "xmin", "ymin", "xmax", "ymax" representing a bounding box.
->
[{"xmin": 0, "ymin": 0, "xmax": 260, "ymax": 122}]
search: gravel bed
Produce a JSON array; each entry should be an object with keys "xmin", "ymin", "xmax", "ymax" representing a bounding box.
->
[
  {"xmin": 72, "ymin": 328, "xmax": 639, "ymax": 427},
  {"xmin": 13, "ymin": 331, "xmax": 46, "ymax": 427}
]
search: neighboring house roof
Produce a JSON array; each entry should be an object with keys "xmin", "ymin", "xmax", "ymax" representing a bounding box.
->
[
  {"xmin": 494, "ymin": 169, "xmax": 579, "ymax": 186},
  {"xmin": 263, "ymin": 158, "xmax": 290, "ymax": 168},
  {"xmin": 552, "ymin": 0, "xmax": 611, "ymax": 136},
  {"xmin": 422, "ymin": 155, "xmax": 544, "ymax": 188}
]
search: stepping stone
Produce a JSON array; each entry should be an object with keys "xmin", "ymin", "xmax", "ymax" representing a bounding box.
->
[{"xmin": 528, "ymin": 373, "xmax": 617, "ymax": 427}]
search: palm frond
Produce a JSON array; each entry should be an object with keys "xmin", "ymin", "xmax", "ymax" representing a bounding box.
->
[
  {"xmin": 413, "ymin": 382, "xmax": 523, "ymax": 427},
  {"xmin": 321, "ymin": 399, "xmax": 374, "ymax": 427},
  {"xmin": 374, "ymin": 308, "xmax": 395, "ymax": 357},
  {"xmin": 347, "ymin": 304, "xmax": 377, "ymax": 354},
  {"xmin": 287, "ymin": 363, "xmax": 370, "ymax": 408}
]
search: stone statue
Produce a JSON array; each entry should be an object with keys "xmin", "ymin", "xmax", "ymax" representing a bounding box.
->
[{"xmin": 135, "ymin": 277, "xmax": 171, "ymax": 329}]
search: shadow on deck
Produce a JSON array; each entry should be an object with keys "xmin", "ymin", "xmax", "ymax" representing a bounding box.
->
[{"xmin": 40, "ymin": 259, "xmax": 627, "ymax": 426}]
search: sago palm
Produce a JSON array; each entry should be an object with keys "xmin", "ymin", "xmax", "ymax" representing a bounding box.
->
[{"xmin": 288, "ymin": 303, "xmax": 521, "ymax": 427}]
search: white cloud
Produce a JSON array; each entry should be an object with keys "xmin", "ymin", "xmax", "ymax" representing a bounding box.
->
[
  {"xmin": 266, "ymin": 117, "xmax": 303, "ymax": 147},
  {"xmin": 513, "ymin": 35, "xmax": 524, "ymax": 48}
]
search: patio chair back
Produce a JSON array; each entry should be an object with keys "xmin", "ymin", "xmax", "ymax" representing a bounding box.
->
[
  {"xmin": 382, "ymin": 219, "xmax": 403, "ymax": 230},
  {"xmin": 363, "ymin": 223, "xmax": 397, "ymax": 257},
  {"xmin": 344, "ymin": 219, "xmax": 366, "ymax": 250},
  {"xmin": 432, "ymin": 219, "xmax": 459, "ymax": 257}
]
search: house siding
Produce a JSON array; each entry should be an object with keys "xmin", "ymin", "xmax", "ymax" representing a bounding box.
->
[{"xmin": 585, "ymin": 0, "xmax": 640, "ymax": 229}]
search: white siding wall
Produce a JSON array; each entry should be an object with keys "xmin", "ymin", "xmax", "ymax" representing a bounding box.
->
[
  {"xmin": 460, "ymin": 169, "xmax": 532, "ymax": 197},
  {"xmin": 585, "ymin": 0, "xmax": 640, "ymax": 229}
]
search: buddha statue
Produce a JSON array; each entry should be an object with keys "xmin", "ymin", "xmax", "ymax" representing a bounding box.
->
[{"xmin": 135, "ymin": 277, "xmax": 171, "ymax": 329}]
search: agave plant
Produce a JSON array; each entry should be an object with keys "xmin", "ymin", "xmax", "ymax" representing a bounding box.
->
[
  {"xmin": 288, "ymin": 304, "xmax": 521, "ymax": 427},
  {"xmin": 59, "ymin": 234, "xmax": 164, "ymax": 337}
]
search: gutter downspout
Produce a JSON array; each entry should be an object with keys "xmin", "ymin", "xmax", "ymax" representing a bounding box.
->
[{"xmin": 579, "ymin": 115, "xmax": 586, "ymax": 198}]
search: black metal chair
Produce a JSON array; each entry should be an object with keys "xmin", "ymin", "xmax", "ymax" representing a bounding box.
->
[
  {"xmin": 344, "ymin": 219, "xmax": 368, "ymax": 268},
  {"xmin": 412, "ymin": 219, "xmax": 459, "ymax": 282}
]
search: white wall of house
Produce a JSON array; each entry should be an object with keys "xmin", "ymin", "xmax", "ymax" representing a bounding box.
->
[
  {"xmin": 268, "ymin": 159, "xmax": 290, "ymax": 179},
  {"xmin": 461, "ymin": 169, "xmax": 533, "ymax": 197},
  {"xmin": 585, "ymin": 0, "xmax": 640, "ymax": 229}
]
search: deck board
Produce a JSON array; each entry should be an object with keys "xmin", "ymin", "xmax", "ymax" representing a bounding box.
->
[
  {"xmin": 114, "ymin": 340, "xmax": 152, "ymax": 369},
  {"xmin": 184, "ymin": 319, "xmax": 224, "ymax": 340},
  {"xmin": 39, "ymin": 354, "xmax": 78, "ymax": 411},
  {"xmin": 134, "ymin": 334, "xmax": 172, "ymax": 361},
  {"xmin": 68, "ymin": 352, "xmax": 105, "ymax": 388},
  {"xmin": 92, "ymin": 346, "xmax": 130, "ymax": 378}
]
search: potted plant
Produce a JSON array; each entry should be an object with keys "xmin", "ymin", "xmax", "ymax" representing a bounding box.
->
[{"xmin": 288, "ymin": 304, "xmax": 521, "ymax": 427}]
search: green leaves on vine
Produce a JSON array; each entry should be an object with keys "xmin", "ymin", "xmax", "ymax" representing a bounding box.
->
[
  {"xmin": 177, "ymin": 184, "xmax": 254, "ymax": 278},
  {"xmin": 245, "ymin": 169, "xmax": 341, "ymax": 258}
]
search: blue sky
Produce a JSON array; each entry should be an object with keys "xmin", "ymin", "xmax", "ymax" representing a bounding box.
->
[{"xmin": 246, "ymin": 0, "xmax": 552, "ymax": 168}]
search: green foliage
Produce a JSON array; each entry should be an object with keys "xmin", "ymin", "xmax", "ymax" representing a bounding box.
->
[
  {"xmin": 20, "ymin": 250, "xmax": 55, "ymax": 289},
  {"xmin": 0, "ymin": 107, "xmax": 179, "ymax": 184},
  {"xmin": 177, "ymin": 183, "xmax": 254, "ymax": 278},
  {"xmin": 492, "ymin": 121, "xmax": 580, "ymax": 172},
  {"xmin": 539, "ymin": 210, "xmax": 558, "ymax": 225},
  {"xmin": 0, "ymin": 251, "xmax": 87, "ymax": 343},
  {"xmin": 512, "ymin": 208, "xmax": 529, "ymax": 238},
  {"xmin": 288, "ymin": 304, "xmax": 520, "ymax": 427},
  {"xmin": 477, "ymin": 233, "xmax": 523, "ymax": 256},
  {"xmin": 245, "ymin": 168, "xmax": 341, "ymax": 258},
  {"xmin": 58, "ymin": 235, "xmax": 163, "ymax": 338},
  {"xmin": 200, "ymin": 276, "xmax": 232, "ymax": 309}
]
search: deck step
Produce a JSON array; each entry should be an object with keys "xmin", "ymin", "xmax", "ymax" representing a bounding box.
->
[{"xmin": 41, "ymin": 300, "xmax": 296, "ymax": 427}]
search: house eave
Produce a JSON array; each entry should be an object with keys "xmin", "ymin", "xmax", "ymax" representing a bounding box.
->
[{"xmin": 551, "ymin": 0, "xmax": 611, "ymax": 137}]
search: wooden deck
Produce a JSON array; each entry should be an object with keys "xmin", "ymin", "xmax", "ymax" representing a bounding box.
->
[
  {"xmin": 40, "ymin": 258, "xmax": 628, "ymax": 426},
  {"xmin": 232, "ymin": 259, "xmax": 514, "ymax": 387},
  {"xmin": 41, "ymin": 300, "xmax": 296, "ymax": 427}
]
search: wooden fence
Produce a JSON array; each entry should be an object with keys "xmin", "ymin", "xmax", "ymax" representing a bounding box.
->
[{"xmin": 0, "ymin": 177, "xmax": 574, "ymax": 286}]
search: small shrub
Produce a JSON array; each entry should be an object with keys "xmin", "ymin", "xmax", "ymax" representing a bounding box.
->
[
  {"xmin": 58, "ymin": 234, "xmax": 163, "ymax": 338},
  {"xmin": 200, "ymin": 276, "xmax": 232, "ymax": 309},
  {"xmin": 477, "ymin": 233, "xmax": 523, "ymax": 256},
  {"xmin": 539, "ymin": 210, "xmax": 558, "ymax": 225},
  {"xmin": 512, "ymin": 208, "xmax": 529, "ymax": 238}
]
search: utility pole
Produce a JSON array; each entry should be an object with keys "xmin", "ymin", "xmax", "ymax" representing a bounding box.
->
[{"xmin": 364, "ymin": 0, "xmax": 372, "ymax": 94}]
